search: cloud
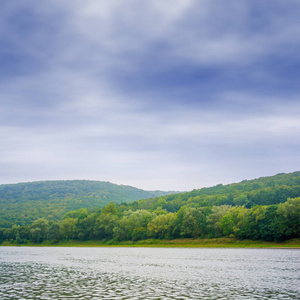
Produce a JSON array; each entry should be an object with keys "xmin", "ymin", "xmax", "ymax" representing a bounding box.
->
[
  {"xmin": 1, "ymin": 91, "xmax": 299, "ymax": 189},
  {"xmin": 0, "ymin": 0, "xmax": 299, "ymax": 190}
]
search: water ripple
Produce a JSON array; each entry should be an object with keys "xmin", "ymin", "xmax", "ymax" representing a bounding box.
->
[{"xmin": 0, "ymin": 247, "xmax": 299, "ymax": 299}]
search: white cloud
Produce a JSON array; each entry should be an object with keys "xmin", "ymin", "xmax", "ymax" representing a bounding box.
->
[{"xmin": 0, "ymin": 0, "xmax": 299, "ymax": 190}]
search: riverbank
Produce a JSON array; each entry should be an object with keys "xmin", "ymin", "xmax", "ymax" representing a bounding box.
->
[{"xmin": 1, "ymin": 237, "xmax": 300, "ymax": 248}]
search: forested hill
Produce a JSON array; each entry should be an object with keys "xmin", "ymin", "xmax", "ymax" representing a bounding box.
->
[
  {"xmin": 120, "ymin": 171, "xmax": 300, "ymax": 212},
  {"xmin": 1, "ymin": 172, "xmax": 299, "ymax": 229},
  {"xmin": 1, "ymin": 172, "xmax": 299, "ymax": 244},
  {"xmin": 0, "ymin": 180, "xmax": 175, "ymax": 227}
]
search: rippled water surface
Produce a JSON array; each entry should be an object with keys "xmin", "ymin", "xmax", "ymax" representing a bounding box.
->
[{"xmin": 0, "ymin": 247, "xmax": 299, "ymax": 299}]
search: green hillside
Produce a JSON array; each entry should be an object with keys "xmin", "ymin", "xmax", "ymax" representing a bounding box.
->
[
  {"xmin": 0, "ymin": 180, "xmax": 175, "ymax": 227},
  {"xmin": 121, "ymin": 171, "xmax": 300, "ymax": 212},
  {"xmin": 1, "ymin": 172, "xmax": 299, "ymax": 244}
]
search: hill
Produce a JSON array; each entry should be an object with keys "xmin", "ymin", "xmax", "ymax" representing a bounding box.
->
[
  {"xmin": 1, "ymin": 172, "xmax": 299, "ymax": 244},
  {"xmin": 119, "ymin": 171, "xmax": 300, "ymax": 212},
  {"xmin": 0, "ymin": 180, "xmax": 175, "ymax": 227}
]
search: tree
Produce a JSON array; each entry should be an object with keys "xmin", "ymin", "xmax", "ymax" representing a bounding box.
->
[
  {"xmin": 94, "ymin": 212, "xmax": 119, "ymax": 240},
  {"xmin": 101, "ymin": 202, "xmax": 118, "ymax": 215},
  {"xmin": 77, "ymin": 213, "xmax": 97, "ymax": 241},
  {"xmin": 0, "ymin": 228, "xmax": 5, "ymax": 243},
  {"xmin": 60, "ymin": 218, "xmax": 77, "ymax": 239},
  {"xmin": 3, "ymin": 228, "xmax": 14, "ymax": 241},
  {"xmin": 63, "ymin": 208, "xmax": 88, "ymax": 220},
  {"xmin": 47, "ymin": 222, "xmax": 61, "ymax": 242},
  {"xmin": 113, "ymin": 215, "xmax": 131, "ymax": 241},
  {"xmin": 180, "ymin": 208, "xmax": 207, "ymax": 238},
  {"xmin": 93, "ymin": 202, "xmax": 119, "ymax": 240},
  {"xmin": 277, "ymin": 197, "xmax": 300, "ymax": 239},
  {"xmin": 219, "ymin": 214, "xmax": 235, "ymax": 236},
  {"xmin": 29, "ymin": 218, "xmax": 49, "ymax": 243},
  {"xmin": 113, "ymin": 210, "xmax": 155, "ymax": 241},
  {"xmin": 207, "ymin": 206, "xmax": 231, "ymax": 237},
  {"xmin": 233, "ymin": 194, "xmax": 248, "ymax": 206},
  {"xmin": 148, "ymin": 213, "xmax": 176, "ymax": 239},
  {"xmin": 259, "ymin": 205, "xmax": 281, "ymax": 241},
  {"xmin": 236, "ymin": 205, "xmax": 266, "ymax": 240},
  {"xmin": 219, "ymin": 206, "xmax": 248, "ymax": 237}
]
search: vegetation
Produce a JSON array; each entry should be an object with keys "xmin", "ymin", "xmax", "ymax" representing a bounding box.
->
[
  {"xmin": 2, "ymin": 238, "xmax": 299, "ymax": 248},
  {"xmin": 1, "ymin": 172, "xmax": 300, "ymax": 246},
  {"xmin": 121, "ymin": 171, "xmax": 300, "ymax": 212},
  {"xmin": 0, "ymin": 180, "xmax": 175, "ymax": 227}
]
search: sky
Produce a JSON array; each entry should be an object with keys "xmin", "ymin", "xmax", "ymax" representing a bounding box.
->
[{"xmin": 0, "ymin": 0, "xmax": 299, "ymax": 191}]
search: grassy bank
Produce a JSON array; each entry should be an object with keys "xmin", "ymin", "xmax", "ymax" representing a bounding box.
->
[{"xmin": 1, "ymin": 238, "xmax": 300, "ymax": 248}]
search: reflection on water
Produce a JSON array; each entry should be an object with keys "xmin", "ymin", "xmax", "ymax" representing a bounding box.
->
[{"xmin": 0, "ymin": 247, "xmax": 299, "ymax": 299}]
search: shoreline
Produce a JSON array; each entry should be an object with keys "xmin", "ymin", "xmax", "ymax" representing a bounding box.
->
[{"xmin": 1, "ymin": 238, "xmax": 300, "ymax": 248}]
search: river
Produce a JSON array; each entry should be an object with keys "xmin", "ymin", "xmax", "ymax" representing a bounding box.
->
[{"xmin": 0, "ymin": 247, "xmax": 299, "ymax": 299}]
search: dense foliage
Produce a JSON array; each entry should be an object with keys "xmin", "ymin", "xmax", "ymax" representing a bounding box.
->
[
  {"xmin": 1, "ymin": 172, "xmax": 299, "ymax": 244},
  {"xmin": 0, "ymin": 180, "xmax": 175, "ymax": 227},
  {"xmin": 1, "ymin": 198, "xmax": 299, "ymax": 244},
  {"xmin": 120, "ymin": 172, "xmax": 300, "ymax": 212}
]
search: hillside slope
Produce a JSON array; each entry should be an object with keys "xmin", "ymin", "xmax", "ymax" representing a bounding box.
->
[
  {"xmin": 1, "ymin": 172, "xmax": 299, "ymax": 244},
  {"xmin": 0, "ymin": 180, "xmax": 175, "ymax": 227},
  {"xmin": 120, "ymin": 171, "xmax": 300, "ymax": 212}
]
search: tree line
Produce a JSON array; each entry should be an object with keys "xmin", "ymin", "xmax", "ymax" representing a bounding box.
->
[{"xmin": 1, "ymin": 197, "xmax": 299, "ymax": 244}]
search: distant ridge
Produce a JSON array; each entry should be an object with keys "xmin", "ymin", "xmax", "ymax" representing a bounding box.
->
[
  {"xmin": 119, "ymin": 171, "xmax": 300, "ymax": 212},
  {"xmin": 0, "ymin": 180, "xmax": 176, "ymax": 227}
]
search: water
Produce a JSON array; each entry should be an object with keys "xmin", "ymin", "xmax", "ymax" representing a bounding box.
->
[{"xmin": 0, "ymin": 247, "xmax": 299, "ymax": 299}]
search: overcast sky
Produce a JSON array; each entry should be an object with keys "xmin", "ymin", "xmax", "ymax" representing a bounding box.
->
[{"xmin": 0, "ymin": 0, "xmax": 299, "ymax": 191}]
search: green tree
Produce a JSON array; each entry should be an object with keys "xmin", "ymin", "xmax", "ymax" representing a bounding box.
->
[
  {"xmin": 233, "ymin": 194, "xmax": 248, "ymax": 206},
  {"xmin": 101, "ymin": 202, "xmax": 118, "ymax": 215},
  {"xmin": 94, "ymin": 212, "xmax": 119, "ymax": 239},
  {"xmin": 0, "ymin": 228, "xmax": 5, "ymax": 243},
  {"xmin": 180, "ymin": 207, "xmax": 207, "ymax": 238},
  {"xmin": 29, "ymin": 218, "xmax": 49, "ymax": 243},
  {"xmin": 113, "ymin": 215, "xmax": 131, "ymax": 241},
  {"xmin": 259, "ymin": 205, "xmax": 281, "ymax": 241},
  {"xmin": 277, "ymin": 197, "xmax": 300, "ymax": 238},
  {"xmin": 207, "ymin": 206, "xmax": 231, "ymax": 237},
  {"xmin": 11, "ymin": 225, "xmax": 30, "ymax": 243},
  {"xmin": 236, "ymin": 205, "xmax": 266, "ymax": 240},
  {"xmin": 3, "ymin": 228, "xmax": 14, "ymax": 241},
  {"xmin": 60, "ymin": 218, "xmax": 77, "ymax": 239},
  {"xmin": 219, "ymin": 206, "xmax": 248, "ymax": 237},
  {"xmin": 77, "ymin": 213, "xmax": 97, "ymax": 241},
  {"xmin": 147, "ymin": 213, "xmax": 177, "ymax": 239},
  {"xmin": 47, "ymin": 222, "xmax": 61, "ymax": 242},
  {"xmin": 113, "ymin": 210, "xmax": 155, "ymax": 241},
  {"xmin": 219, "ymin": 214, "xmax": 235, "ymax": 236},
  {"xmin": 93, "ymin": 202, "xmax": 119, "ymax": 240},
  {"xmin": 63, "ymin": 208, "xmax": 88, "ymax": 220}
]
